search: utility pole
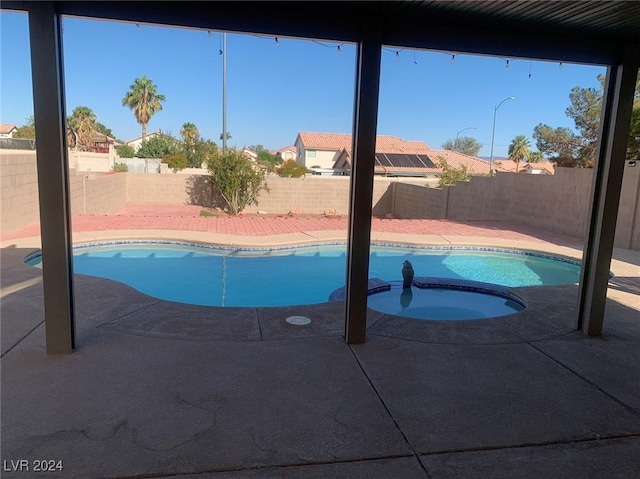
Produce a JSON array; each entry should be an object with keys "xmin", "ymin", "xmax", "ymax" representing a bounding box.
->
[{"xmin": 222, "ymin": 32, "xmax": 227, "ymax": 153}]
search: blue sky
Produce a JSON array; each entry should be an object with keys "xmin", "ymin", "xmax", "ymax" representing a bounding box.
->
[{"xmin": 1, "ymin": 11, "xmax": 606, "ymax": 157}]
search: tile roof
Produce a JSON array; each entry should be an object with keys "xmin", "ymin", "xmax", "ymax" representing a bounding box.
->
[
  {"xmin": 297, "ymin": 131, "xmax": 430, "ymax": 155},
  {"xmin": 0, "ymin": 124, "xmax": 17, "ymax": 134},
  {"xmin": 299, "ymin": 131, "xmax": 492, "ymax": 176},
  {"xmin": 125, "ymin": 131, "xmax": 161, "ymax": 144},
  {"xmin": 272, "ymin": 145, "xmax": 297, "ymax": 155},
  {"xmin": 494, "ymin": 159, "xmax": 555, "ymax": 174},
  {"xmin": 426, "ymin": 149, "xmax": 490, "ymax": 175}
]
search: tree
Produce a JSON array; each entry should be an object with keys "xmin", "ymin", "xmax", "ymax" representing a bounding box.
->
[
  {"xmin": 220, "ymin": 131, "xmax": 232, "ymax": 141},
  {"xmin": 276, "ymin": 159, "xmax": 308, "ymax": 178},
  {"xmin": 249, "ymin": 144, "xmax": 282, "ymax": 170},
  {"xmin": 508, "ymin": 135, "xmax": 531, "ymax": 172},
  {"xmin": 192, "ymin": 139, "xmax": 218, "ymax": 168},
  {"xmin": 121, "ymin": 75, "xmax": 166, "ymax": 141},
  {"xmin": 14, "ymin": 116, "xmax": 35, "ymax": 139},
  {"xmin": 528, "ymin": 151, "xmax": 544, "ymax": 163},
  {"xmin": 533, "ymin": 123, "xmax": 583, "ymax": 167},
  {"xmin": 180, "ymin": 122, "xmax": 202, "ymax": 167},
  {"xmin": 437, "ymin": 158, "xmax": 471, "ymax": 187},
  {"xmin": 180, "ymin": 122, "xmax": 199, "ymax": 148},
  {"xmin": 115, "ymin": 144, "xmax": 135, "ymax": 158},
  {"xmin": 136, "ymin": 132, "xmax": 180, "ymax": 158},
  {"xmin": 533, "ymin": 74, "xmax": 640, "ymax": 167},
  {"xmin": 95, "ymin": 122, "xmax": 119, "ymax": 141},
  {"xmin": 442, "ymin": 136, "xmax": 482, "ymax": 156},
  {"xmin": 206, "ymin": 149, "xmax": 268, "ymax": 215},
  {"xmin": 67, "ymin": 106, "xmax": 97, "ymax": 151}
]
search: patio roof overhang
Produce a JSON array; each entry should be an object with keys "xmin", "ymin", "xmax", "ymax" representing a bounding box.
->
[{"xmin": 2, "ymin": 1, "xmax": 639, "ymax": 353}]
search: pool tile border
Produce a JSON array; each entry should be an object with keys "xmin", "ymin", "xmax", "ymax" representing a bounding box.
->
[{"xmin": 24, "ymin": 239, "xmax": 583, "ymax": 269}]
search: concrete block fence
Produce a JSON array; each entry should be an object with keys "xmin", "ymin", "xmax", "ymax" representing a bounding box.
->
[{"xmin": 1, "ymin": 150, "xmax": 639, "ymax": 251}]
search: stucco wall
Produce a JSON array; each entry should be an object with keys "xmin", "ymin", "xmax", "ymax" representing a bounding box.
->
[
  {"xmin": 69, "ymin": 172, "xmax": 127, "ymax": 215},
  {"xmin": 305, "ymin": 150, "xmax": 340, "ymax": 169},
  {"xmin": 3, "ymin": 150, "xmax": 640, "ymax": 251},
  {"xmin": 125, "ymin": 173, "xmax": 427, "ymax": 215},
  {"xmin": 1, "ymin": 151, "xmax": 127, "ymax": 232},
  {"xmin": 68, "ymin": 149, "xmax": 118, "ymax": 172},
  {"xmin": 1, "ymin": 151, "xmax": 40, "ymax": 232},
  {"xmin": 392, "ymin": 166, "xmax": 640, "ymax": 250}
]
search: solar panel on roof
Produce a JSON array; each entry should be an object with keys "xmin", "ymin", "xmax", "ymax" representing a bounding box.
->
[
  {"xmin": 417, "ymin": 154, "xmax": 436, "ymax": 168},
  {"xmin": 374, "ymin": 153, "xmax": 437, "ymax": 169},
  {"xmin": 374, "ymin": 153, "xmax": 393, "ymax": 167}
]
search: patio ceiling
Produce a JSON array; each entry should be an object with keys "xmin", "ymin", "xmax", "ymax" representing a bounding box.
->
[{"xmin": 4, "ymin": 1, "xmax": 640, "ymax": 64}]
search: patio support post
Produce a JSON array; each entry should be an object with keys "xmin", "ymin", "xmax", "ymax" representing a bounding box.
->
[
  {"xmin": 28, "ymin": 2, "xmax": 76, "ymax": 353},
  {"xmin": 577, "ymin": 48, "xmax": 639, "ymax": 336},
  {"xmin": 344, "ymin": 24, "xmax": 382, "ymax": 344}
]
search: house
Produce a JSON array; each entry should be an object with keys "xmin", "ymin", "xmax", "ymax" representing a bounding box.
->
[
  {"xmin": 294, "ymin": 132, "xmax": 353, "ymax": 168},
  {"xmin": 0, "ymin": 124, "xmax": 17, "ymax": 138},
  {"xmin": 240, "ymin": 147, "xmax": 258, "ymax": 161},
  {"xmin": 125, "ymin": 131, "xmax": 161, "ymax": 152},
  {"xmin": 272, "ymin": 145, "xmax": 297, "ymax": 161},
  {"xmin": 494, "ymin": 159, "xmax": 555, "ymax": 175},
  {"xmin": 299, "ymin": 131, "xmax": 489, "ymax": 177},
  {"xmin": 92, "ymin": 132, "xmax": 120, "ymax": 153}
]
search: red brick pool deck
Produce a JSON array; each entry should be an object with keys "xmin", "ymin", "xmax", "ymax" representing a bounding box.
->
[{"xmin": 1, "ymin": 203, "xmax": 584, "ymax": 247}]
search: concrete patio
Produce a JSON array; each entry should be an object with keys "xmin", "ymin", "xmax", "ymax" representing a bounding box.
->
[{"xmin": 1, "ymin": 216, "xmax": 639, "ymax": 478}]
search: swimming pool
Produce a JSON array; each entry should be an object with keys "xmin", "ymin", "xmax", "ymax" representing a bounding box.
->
[{"xmin": 25, "ymin": 241, "xmax": 581, "ymax": 308}]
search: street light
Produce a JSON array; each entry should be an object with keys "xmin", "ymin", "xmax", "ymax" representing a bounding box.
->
[
  {"xmin": 455, "ymin": 126, "xmax": 477, "ymax": 152},
  {"xmin": 489, "ymin": 96, "xmax": 515, "ymax": 176}
]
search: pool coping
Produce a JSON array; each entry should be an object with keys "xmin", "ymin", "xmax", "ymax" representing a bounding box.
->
[{"xmin": 2, "ymin": 229, "xmax": 638, "ymax": 347}]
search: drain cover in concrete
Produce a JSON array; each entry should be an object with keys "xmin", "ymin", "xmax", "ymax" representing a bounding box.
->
[{"xmin": 286, "ymin": 316, "xmax": 312, "ymax": 326}]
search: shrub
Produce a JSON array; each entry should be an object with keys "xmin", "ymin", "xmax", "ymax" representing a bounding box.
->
[
  {"xmin": 437, "ymin": 158, "xmax": 471, "ymax": 187},
  {"xmin": 115, "ymin": 144, "xmax": 135, "ymax": 158},
  {"xmin": 206, "ymin": 149, "xmax": 269, "ymax": 215},
  {"xmin": 163, "ymin": 153, "xmax": 188, "ymax": 172},
  {"xmin": 276, "ymin": 160, "xmax": 309, "ymax": 178},
  {"xmin": 112, "ymin": 162, "xmax": 129, "ymax": 172},
  {"xmin": 137, "ymin": 132, "xmax": 180, "ymax": 158}
]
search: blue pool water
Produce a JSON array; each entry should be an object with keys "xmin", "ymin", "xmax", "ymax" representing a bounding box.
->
[
  {"xmin": 367, "ymin": 284, "xmax": 524, "ymax": 320},
  {"xmin": 26, "ymin": 242, "xmax": 581, "ymax": 308}
]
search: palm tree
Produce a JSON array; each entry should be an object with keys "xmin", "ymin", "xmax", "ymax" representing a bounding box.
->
[
  {"xmin": 508, "ymin": 135, "xmax": 531, "ymax": 172},
  {"xmin": 180, "ymin": 122, "xmax": 200, "ymax": 149},
  {"xmin": 528, "ymin": 151, "xmax": 544, "ymax": 163},
  {"xmin": 121, "ymin": 76, "xmax": 166, "ymax": 141},
  {"xmin": 67, "ymin": 106, "xmax": 97, "ymax": 151}
]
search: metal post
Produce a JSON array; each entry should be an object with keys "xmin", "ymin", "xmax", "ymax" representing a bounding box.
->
[
  {"xmin": 28, "ymin": 2, "xmax": 76, "ymax": 354},
  {"xmin": 222, "ymin": 32, "xmax": 227, "ymax": 153},
  {"xmin": 577, "ymin": 50, "xmax": 639, "ymax": 336},
  {"xmin": 455, "ymin": 126, "xmax": 477, "ymax": 152},
  {"xmin": 344, "ymin": 29, "xmax": 382, "ymax": 344},
  {"xmin": 489, "ymin": 97, "xmax": 514, "ymax": 175}
]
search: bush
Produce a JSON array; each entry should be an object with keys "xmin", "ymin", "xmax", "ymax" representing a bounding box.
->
[
  {"xmin": 437, "ymin": 158, "xmax": 471, "ymax": 187},
  {"xmin": 206, "ymin": 149, "xmax": 268, "ymax": 215},
  {"xmin": 163, "ymin": 153, "xmax": 188, "ymax": 172},
  {"xmin": 112, "ymin": 163, "xmax": 129, "ymax": 172},
  {"xmin": 276, "ymin": 160, "xmax": 309, "ymax": 178},
  {"xmin": 137, "ymin": 132, "xmax": 180, "ymax": 158},
  {"xmin": 115, "ymin": 144, "xmax": 135, "ymax": 158}
]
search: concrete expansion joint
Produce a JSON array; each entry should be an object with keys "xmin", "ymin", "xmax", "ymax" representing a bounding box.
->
[{"xmin": 418, "ymin": 433, "xmax": 640, "ymax": 458}]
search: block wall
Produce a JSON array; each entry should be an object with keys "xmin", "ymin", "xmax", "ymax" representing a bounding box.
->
[{"xmin": 0, "ymin": 151, "xmax": 40, "ymax": 232}]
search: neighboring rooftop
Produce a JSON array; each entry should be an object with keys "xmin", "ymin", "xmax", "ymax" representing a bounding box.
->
[
  {"xmin": 0, "ymin": 124, "xmax": 17, "ymax": 134},
  {"xmin": 494, "ymin": 159, "xmax": 556, "ymax": 175},
  {"xmin": 297, "ymin": 132, "xmax": 430, "ymax": 154}
]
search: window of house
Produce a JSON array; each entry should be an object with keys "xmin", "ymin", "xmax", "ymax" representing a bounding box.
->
[{"xmin": 307, "ymin": 150, "xmax": 316, "ymax": 158}]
